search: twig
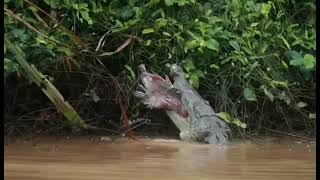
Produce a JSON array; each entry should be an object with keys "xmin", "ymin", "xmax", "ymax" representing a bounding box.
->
[
  {"xmin": 24, "ymin": 0, "xmax": 88, "ymax": 48},
  {"xmin": 25, "ymin": 0, "xmax": 58, "ymax": 23},
  {"xmin": 85, "ymin": 125, "xmax": 122, "ymax": 134},
  {"xmin": 31, "ymin": 10, "xmax": 49, "ymax": 29},
  {"xmin": 96, "ymin": 31, "xmax": 111, "ymax": 52},
  {"xmin": 4, "ymin": 8, "xmax": 67, "ymax": 48},
  {"xmin": 266, "ymin": 128, "xmax": 315, "ymax": 141},
  {"xmin": 112, "ymin": 79, "xmax": 134, "ymax": 137}
]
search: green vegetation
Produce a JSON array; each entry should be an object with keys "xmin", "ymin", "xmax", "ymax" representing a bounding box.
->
[{"xmin": 4, "ymin": 0, "xmax": 316, "ymax": 138}]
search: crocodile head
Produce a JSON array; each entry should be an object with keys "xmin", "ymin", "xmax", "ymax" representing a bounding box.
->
[{"xmin": 170, "ymin": 64, "xmax": 185, "ymax": 77}]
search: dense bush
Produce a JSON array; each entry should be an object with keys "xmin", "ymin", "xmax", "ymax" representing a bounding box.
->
[{"xmin": 4, "ymin": 0, "xmax": 316, "ymax": 137}]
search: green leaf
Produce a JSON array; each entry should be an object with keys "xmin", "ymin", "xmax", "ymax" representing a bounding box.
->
[
  {"xmin": 72, "ymin": 3, "xmax": 93, "ymax": 25},
  {"xmin": 150, "ymin": 0, "xmax": 160, "ymax": 5},
  {"xmin": 303, "ymin": 54, "xmax": 316, "ymax": 69},
  {"xmin": 164, "ymin": 0, "xmax": 174, "ymax": 6},
  {"xmin": 229, "ymin": 40, "xmax": 240, "ymax": 51},
  {"xmin": 36, "ymin": 36, "xmax": 48, "ymax": 45},
  {"xmin": 57, "ymin": 47, "xmax": 73, "ymax": 56},
  {"xmin": 240, "ymin": 122, "xmax": 247, "ymax": 129},
  {"xmin": 288, "ymin": 50, "xmax": 303, "ymax": 66},
  {"xmin": 189, "ymin": 74, "xmax": 200, "ymax": 88},
  {"xmin": 244, "ymin": 72, "xmax": 250, "ymax": 79},
  {"xmin": 217, "ymin": 112, "xmax": 247, "ymax": 128},
  {"xmin": 260, "ymin": 43, "xmax": 269, "ymax": 53},
  {"xmin": 80, "ymin": 10, "xmax": 93, "ymax": 25},
  {"xmin": 155, "ymin": 18, "xmax": 168, "ymax": 28},
  {"xmin": 296, "ymin": 102, "xmax": 307, "ymax": 108},
  {"xmin": 210, "ymin": 64, "xmax": 220, "ymax": 70},
  {"xmin": 185, "ymin": 59, "xmax": 196, "ymax": 71},
  {"xmin": 145, "ymin": 40, "xmax": 151, "ymax": 46},
  {"xmin": 242, "ymin": 46, "xmax": 253, "ymax": 55},
  {"xmin": 279, "ymin": 91, "xmax": 291, "ymax": 105},
  {"xmin": 205, "ymin": 39, "xmax": 219, "ymax": 52},
  {"xmin": 12, "ymin": 29, "xmax": 28, "ymax": 42},
  {"xmin": 270, "ymin": 80, "xmax": 288, "ymax": 89},
  {"xmin": 232, "ymin": 118, "xmax": 247, "ymax": 129},
  {"xmin": 194, "ymin": 69, "xmax": 205, "ymax": 78},
  {"xmin": 4, "ymin": 58, "xmax": 19, "ymax": 73},
  {"xmin": 231, "ymin": 0, "xmax": 241, "ymax": 15},
  {"xmin": 43, "ymin": 0, "xmax": 58, "ymax": 9},
  {"xmin": 263, "ymin": 87, "xmax": 274, "ymax": 102},
  {"xmin": 162, "ymin": 32, "xmax": 171, "ymax": 36},
  {"xmin": 288, "ymin": 51, "xmax": 315, "ymax": 70},
  {"xmin": 261, "ymin": 3, "xmax": 271, "ymax": 18},
  {"xmin": 244, "ymin": 88, "xmax": 257, "ymax": 102},
  {"xmin": 288, "ymin": 50, "xmax": 303, "ymax": 61},
  {"xmin": 250, "ymin": 22, "xmax": 259, "ymax": 27},
  {"xmin": 278, "ymin": 35, "xmax": 291, "ymax": 50},
  {"xmin": 281, "ymin": 61, "xmax": 288, "ymax": 69},
  {"xmin": 124, "ymin": 65, "xmax": 136, "ymax": 81},
  {"xmin": 120, "ymin": 6, "xmax": 134, "ymax": 20},
  {"xmin": 216, "ymin": 112, "xmax": 232, "ymax": 123},
  {"xmin": 184, "ymin": 40, "xmax": 198, "ymax": 52},
  {"xmin": 250, "ymin": 61, "xmax": 259, "ymax": 70},
  {"xmin": 142, "ymin": 28, "xmax": 155, "ymax": 34},
  {"xmin": 308, "ymin": 113, "xmax": 316, "ymax": 119}
]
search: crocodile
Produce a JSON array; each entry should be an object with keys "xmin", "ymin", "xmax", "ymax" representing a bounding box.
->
[
  {"xmin": 167, "ymin": 64, "xmax": 231, "ymax": 144},
  {"xmin": 134, "ymin": 64, "xmax": 231, "ymax": 144}
]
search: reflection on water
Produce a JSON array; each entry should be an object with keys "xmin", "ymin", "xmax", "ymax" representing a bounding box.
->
[{"xmin": 4, "ymin": 137, "xmax": 315, "ymax": 180}]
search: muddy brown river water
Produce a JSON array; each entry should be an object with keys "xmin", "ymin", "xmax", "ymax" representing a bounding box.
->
[{"xmin": 4, "ymin": 137, "xmax": 316, "ymax": 180}]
